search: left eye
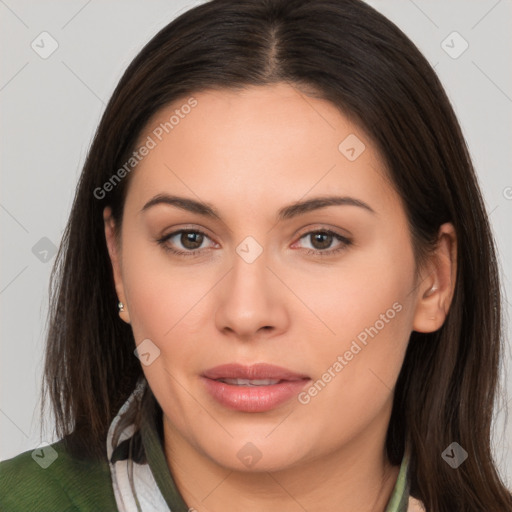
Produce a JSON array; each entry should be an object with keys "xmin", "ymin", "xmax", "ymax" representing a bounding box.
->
[{"xmin": 294, "ymin": 230, "xmax": 351, "ymax": 254}]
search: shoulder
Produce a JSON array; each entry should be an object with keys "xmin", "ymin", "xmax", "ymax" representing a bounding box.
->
[{"xmin": 0, "ymin": 439, "xmax": 118, "ymax": 511}]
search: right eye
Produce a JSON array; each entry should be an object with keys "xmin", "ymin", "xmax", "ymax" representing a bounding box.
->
[{"xmin": 156, "ymin": 229, "xmax": 217, "ymax": 256}]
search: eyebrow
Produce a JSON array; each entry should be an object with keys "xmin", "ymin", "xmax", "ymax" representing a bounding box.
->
[{"xmin": 140, "ymin": 193, "xmax": 376, "ymax": 221}]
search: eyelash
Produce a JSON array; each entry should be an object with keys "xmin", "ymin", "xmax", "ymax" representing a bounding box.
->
[{"xmin": 156, "ymin": 228, "xmax": 352, "ymax": 258}]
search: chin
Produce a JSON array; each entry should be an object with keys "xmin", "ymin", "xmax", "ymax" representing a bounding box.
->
[{"xmin": 198, "ymin": 434, "xmax": 311, "ymax": 474}]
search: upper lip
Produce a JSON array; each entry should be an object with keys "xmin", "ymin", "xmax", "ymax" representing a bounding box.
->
[{"xmin": 202, "ymin": 363, "xmax": 310, "ymax": 381}]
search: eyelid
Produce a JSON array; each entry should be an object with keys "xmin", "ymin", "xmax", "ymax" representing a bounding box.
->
[
  {"xmin": 158, "ymin": 224, "xmax": 216, "ymax": 241},
  {"xmin": 294, "ymin": 223, "xmax": 351, "ymax": 239}
]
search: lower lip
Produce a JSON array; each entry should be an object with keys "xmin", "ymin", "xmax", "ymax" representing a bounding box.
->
[{"xmin": 202, "ymin": 378, "xmax": 310, "ymax": 412}]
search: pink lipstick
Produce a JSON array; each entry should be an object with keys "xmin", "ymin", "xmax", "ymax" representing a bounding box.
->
[{"xmin": 201, "ymin": 363, "xmax": 310, "ymax": 412}]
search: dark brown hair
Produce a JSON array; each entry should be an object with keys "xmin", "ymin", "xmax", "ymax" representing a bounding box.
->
[{"xmin": 41, "ymin": 0, "xmax": 511, "ymax": 510}]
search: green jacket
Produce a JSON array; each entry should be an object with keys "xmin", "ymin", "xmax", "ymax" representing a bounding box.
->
[{"xmin": 0, "ymin": 439, "xmax": 117, "ymax": 511}]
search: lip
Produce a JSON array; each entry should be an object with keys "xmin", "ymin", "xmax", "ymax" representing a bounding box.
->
[{"xmin": 201, "ymin": 363, "xmax": 310, "ymax": 413}]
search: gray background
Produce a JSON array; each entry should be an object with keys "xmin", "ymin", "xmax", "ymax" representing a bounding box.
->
[{"xmin": 1, "ymin": 0, "xmax": 511, "ymax": 487}]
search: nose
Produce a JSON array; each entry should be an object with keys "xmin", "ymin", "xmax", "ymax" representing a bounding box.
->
[{"xmin": 214, "ymin": 246, "xmax": 289, "ymax": 341}]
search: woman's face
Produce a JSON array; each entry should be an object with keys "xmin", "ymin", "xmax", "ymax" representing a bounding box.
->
[{"xmin": 105, "ymin": 83, "xmax": 447, "ymax": 473}]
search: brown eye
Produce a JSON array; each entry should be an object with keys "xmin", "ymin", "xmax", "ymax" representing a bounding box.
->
[
  {"xmin": 180, "ymin": 231, "xmax": 204, "ymax": 250},
  {"xmin": 156, "ymin": 229, "xmax": 216, "ymax": 256},
  {"xmin": 294, "ymin": 229, "xmax": 352, "ymax": 256},
  {"xmin": 309, "ymin": 232, "xmax": 334, "ymax": 250}
]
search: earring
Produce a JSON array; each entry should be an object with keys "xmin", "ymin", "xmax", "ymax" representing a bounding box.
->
[
  {"xmin": 426, "ymin": 285, "xmax": 438, "ymax": 297},
  {"xmin": 118, "ymin": 301, "xmax": 125, "ymax": 312}
]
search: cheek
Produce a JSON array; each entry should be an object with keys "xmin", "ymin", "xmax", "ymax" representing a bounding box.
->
[
  {"xmin": 294, "ymin": 233, "xmax": 416, "ymax": 430},
  {"xmin": 300, "ymin": 228, "xmax": 416, "ymax": 356},
  {"xmin": 120, "ymin": 235, "xmax": 214, "ymax": 355}
]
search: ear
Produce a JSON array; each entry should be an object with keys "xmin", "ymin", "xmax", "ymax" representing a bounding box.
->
[
  {"xmin": 104, "ymin": 206, "xmax": 131, "ymax": 324},
  {"xmin": 412, "ymin": 222, "xmax": 457, "ymax": 333}
]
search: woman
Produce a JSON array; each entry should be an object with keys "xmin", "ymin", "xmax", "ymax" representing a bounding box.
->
[{"xmin": 1, "ymin": 0, "xmax": 510, "ymax": 510}]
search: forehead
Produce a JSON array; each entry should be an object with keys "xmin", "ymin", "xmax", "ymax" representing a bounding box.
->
[{"xmin": 125, "ymin": 84, "xmax": 398, "ymax": 218}]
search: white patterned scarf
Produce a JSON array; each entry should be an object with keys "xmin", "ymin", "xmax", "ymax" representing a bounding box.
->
[{"xmin": 107, "ymin": 377, "xmax": 171, "ymax": 512}]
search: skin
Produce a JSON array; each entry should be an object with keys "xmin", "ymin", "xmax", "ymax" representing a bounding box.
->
[{"xmin": 104, "ymin": 82, "xmax": 457, "ymax": 512}]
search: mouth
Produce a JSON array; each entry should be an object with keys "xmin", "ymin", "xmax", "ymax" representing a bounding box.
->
[
  {"xmin": 215, "ymin": 378, "xmax": 283, "ymax": 386},
  {"xmin": 201, "ymin": 363, "xmax": 310, "ymax": 412}
]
